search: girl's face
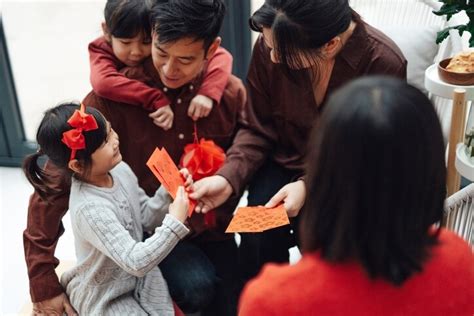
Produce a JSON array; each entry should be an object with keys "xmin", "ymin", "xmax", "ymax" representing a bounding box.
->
[
  {"xmin": 89, "ymin": 122, "xmax": 122, "ymax": 177},
  {"xmin": 109, "ymin": 33, "xmax": 152, "ymax": 67}
]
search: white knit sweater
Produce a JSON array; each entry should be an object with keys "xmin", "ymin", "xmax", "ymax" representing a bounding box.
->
[{"xmin": 60, "ymin": 162, "xmax": 189, "ymax": 315}]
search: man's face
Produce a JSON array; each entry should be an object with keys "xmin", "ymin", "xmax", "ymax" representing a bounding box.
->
[{"xmin": 152, "ymin": 34, "xmax": 208, "ymax": 89}]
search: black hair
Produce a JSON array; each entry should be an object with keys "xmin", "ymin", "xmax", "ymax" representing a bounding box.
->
[
  {"xmin": 250, "ymin": 0, "xmax": 355, "ymax": 75},
  {"xmin": 300, "ymin": 76, "xmax": 446, "ymax": 285},
  {"xmin": 151, "ymin": 0, "xmax": 226, "ymax": 51},
  {"xmin": 22, "ymin": 102, "xmax": 107, "ymax": 200},
  {"xmin": 104, "ymin": 0, "xmax": 155, "ymax": 42}
]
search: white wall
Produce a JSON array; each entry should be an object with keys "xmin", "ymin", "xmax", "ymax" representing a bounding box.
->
[{"xmin": 2, "ymin": 1, "xmax": 106, "ymax": 141}]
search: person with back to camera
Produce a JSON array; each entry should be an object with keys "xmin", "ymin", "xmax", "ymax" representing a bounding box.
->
[
  {"xmin": 23, "ymin": 102, "xmax": 193, "ymax": 315},
  {"xmin": 238, "ymin": 76, "xmax": 474, "ymax": 315},
  {"xmin": 190, "ymin": 0, "xmax": 408, "ymax": 285}
]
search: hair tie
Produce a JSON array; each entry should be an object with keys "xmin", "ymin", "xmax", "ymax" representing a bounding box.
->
[{"xmin": 61, "ymin": 103, "xmax": 99, "ymax": 161}]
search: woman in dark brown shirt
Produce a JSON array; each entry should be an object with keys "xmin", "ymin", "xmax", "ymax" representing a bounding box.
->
[{"xmin": 191, "ymin": 0, "xmax": 407, "ymax": 285}]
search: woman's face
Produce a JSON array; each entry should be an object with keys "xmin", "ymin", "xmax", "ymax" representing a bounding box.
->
[{"xmin": 262, "ymin": 27, "xmax": 318, "ymax": 70}]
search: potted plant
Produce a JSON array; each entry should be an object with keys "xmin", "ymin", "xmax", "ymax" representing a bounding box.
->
[{"xmin": 433, "ymin": 0, "xmax": 474, "ymax": 47}]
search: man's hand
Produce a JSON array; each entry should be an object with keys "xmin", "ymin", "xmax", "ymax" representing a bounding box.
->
[
  {"xmin": 149, "ymin": 105, "xmax": 174, "ymax": 130},
  {"xmin": 265, "ymin": 180, "xmax": 306, "ymax": 217},
  {"xmin": 189, "ymin": 175, "xmax": 233, "ymax": 213},
  {"xmin": 188, "ymin": 94, "xmax": 213, "ymax": 121},
  {"xmin": 32, "ymin": 293, "xmax": 77, "ymax": 316}
]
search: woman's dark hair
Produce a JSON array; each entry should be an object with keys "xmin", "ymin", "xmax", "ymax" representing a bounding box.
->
[
  {"xmin": 250, "ymin": 0, "xmax": 354, "ymax": 74},
  {"xmin": 23, "ymin": 102, "xmax": 107, "ymax": 200},
  {"xmin": 151, "ymin": 0, "xmax": 226, "ymax": 52},
  {"xmin": 300, "ymin": 76, "xmax": 446, "ymax": 285},
  {"xmin": 104, "ymin": 0, "xmax": 155, "ymax": 42}
]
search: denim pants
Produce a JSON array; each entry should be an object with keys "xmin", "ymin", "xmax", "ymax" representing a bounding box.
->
[
  {"xmin": 239, "ymin": 159, "xmax": 300, "ymax": 282},
  {"xmin": 159, "ymin": 238, "xmax": 239, "ymax": 316}
]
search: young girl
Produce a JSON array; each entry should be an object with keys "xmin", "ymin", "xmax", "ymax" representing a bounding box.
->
[
  {"xmin": 23, "ymin": 102, "xmax": 191, "ymax": 315},
  {"xmin": 89, "ymin": 0, "xmax": 233, "ymax": 130}
]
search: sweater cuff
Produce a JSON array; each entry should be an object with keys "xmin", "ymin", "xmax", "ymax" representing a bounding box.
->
[
  {"xmin": 29, "ymin": 271, "xmax": 64, "ymax": 303},
  {"xmin": 162, "ymin": 214, "xmax": 189, "ymax": 239}
]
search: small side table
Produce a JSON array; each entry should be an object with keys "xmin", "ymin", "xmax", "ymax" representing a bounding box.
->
[{"xmin": 425, "ymin": 64, "xmax": 474, "ymax": 196}]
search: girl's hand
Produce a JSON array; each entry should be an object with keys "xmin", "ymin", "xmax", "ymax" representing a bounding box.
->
[
  {"xmin": 179, "ymin": 168, "xmax": 193, "ymax": 189},
  {"xmin": 149, "ymin": 105, "xmax": 174, "ymax": 130},
  {"xmin": 188, "ymin": 94, "xmax": 213, "ymax": 121},
  {"xmin": 169, "ymin": 186, "xmax": 189, "ymax": 223}
]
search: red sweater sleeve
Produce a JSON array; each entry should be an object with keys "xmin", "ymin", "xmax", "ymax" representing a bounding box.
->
[
  {"xmin": 198, "ymin": 46, "xmax": 233, "ymax": 103},
  {"xmin": 23, "ymin": 162, "xmax": 70, "ymax": 302},
  {"xmin": 88, "ymin": 37, "xmax": 170, "ymax": 111}
]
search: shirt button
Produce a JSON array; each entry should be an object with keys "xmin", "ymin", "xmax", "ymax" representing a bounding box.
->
[
  {"xmin": 189, "ymin": 85, "xmax": 194, "ymax": 91},
  {"xmin": 178, "ymin": 133, "xmax": 184, "ymax": 139},
  {"xmin": 177, "ymin": 98, "xmax": 182, "ymax": 104},
  {"xmin": 163, "ymin": 87, "xmax": 168, "ymax": 92}
]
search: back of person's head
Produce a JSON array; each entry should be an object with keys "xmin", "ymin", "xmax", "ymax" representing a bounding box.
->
[
  {"xmin": 151, "ymin": 0, "xmax": 226, "ymax": 51},
  {"xmin": 301, "ymin": 76, "xmax": 446, "ymax": 285},
  {"xmin": 250, "ymin": 0, "xmax": 353, "ymax": 71},
  {"xmin": 22, "ymin": 102, "xmax": 107, "ymax": 200},
  {"xmin": 104, "ymin": 0, "xmax": 155, "ymax": 41}
]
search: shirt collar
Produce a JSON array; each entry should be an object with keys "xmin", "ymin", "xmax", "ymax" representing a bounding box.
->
[{"xmin": 337, "ymin": 21, "xmax": 368, "ymax": 71}]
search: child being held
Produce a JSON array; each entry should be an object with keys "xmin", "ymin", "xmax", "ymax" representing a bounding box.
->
[
  {"xmin": 23, "ymin": 102, "xmax": 191, "ymax": 315},
  {"xmin": 89, "ymin": 0, "xmax": 233, "ymax": 130}
]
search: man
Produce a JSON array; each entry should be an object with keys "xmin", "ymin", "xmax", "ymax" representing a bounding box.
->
[{"xmin": 23, "ymin": 1, "xmax": 246, "ymax": 315}]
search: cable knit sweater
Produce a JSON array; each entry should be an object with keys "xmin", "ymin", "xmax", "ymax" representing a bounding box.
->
[{"xmin": 60, "ymin": 162, "xmax": 189, "ymax": 315}]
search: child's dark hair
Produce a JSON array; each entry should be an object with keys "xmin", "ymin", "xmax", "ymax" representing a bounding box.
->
[
  {"xmin": 300, "ymin": 76, "xmax": 446, "ymax": 286},
  {"xmin": 151, "ymin": 0, "xmax": 226, "ymax": 52},
  {"xmin": 104, "ymin": 0, "xmax": 155, "ymax": 42},
  {"xmin": 23, "ymin": 102, "xmax": 107, "ymax": 200}
]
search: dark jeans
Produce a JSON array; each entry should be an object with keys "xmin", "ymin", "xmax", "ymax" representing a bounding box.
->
[
  {"xmin": 160, "ymin": 239, "xmax": 239, "ymax": 316},
  {"xmin": 239, "ymin": 159, "xmax": 300, "ymax": 282}
]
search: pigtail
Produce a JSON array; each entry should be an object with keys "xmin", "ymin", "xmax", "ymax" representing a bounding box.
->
[{"xmin": 22, "ymin": 151, "xmax": 61, "ymax": 201}]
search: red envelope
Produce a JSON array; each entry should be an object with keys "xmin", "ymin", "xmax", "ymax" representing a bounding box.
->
[
  {"xmin": 147, "ymin": 147, "xmax": 196, "ymax": 216},
  {"xmin": 225, "ymin": 204, "xmax": 290, "ymax": 233}
]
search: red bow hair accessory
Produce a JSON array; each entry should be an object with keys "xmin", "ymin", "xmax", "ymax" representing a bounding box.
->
[
  {"xmin": 180, "ymin": 123, "xmax": 226, "ymax": 227},
  {"xmin": 61, "ymin": 103, "xmax": 99, "ymax": 160}
]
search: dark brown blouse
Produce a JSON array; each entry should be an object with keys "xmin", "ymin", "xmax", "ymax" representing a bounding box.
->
[{"xmin": 218, "ymin": 21, "xmax": 407, "ymax": 195}]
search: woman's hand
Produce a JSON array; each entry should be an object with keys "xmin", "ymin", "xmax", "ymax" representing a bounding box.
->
[
  {"xmin": 169, "ymin": 186, "xmax": 190, "ymax": 223},
  {"xmin": 265, "ymin": 180, "xmax": 306, "ymax": 217}
]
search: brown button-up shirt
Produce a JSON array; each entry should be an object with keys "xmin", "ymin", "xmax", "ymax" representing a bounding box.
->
[
  {"xmin": 23, "ymin": 58, "xmax": 246, "ymax": 302},
  {"xmin": 218, "ymin": 20, "xmax": 407, "ymax": 195}
]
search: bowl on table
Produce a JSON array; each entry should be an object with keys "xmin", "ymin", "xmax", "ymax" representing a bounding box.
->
[{"xmin": 438, "ymin": 58, "xmax": 474, "ymax": 86}]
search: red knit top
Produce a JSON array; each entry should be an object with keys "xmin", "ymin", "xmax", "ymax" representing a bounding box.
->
[{"xmin": 239, "ymin": 229, "xmax": 473, "ymax": 316}]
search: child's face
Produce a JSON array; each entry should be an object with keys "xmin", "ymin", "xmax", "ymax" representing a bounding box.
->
[
  {"xmin": 89, "ymin": 122, "xmax": 122, "ymax": 176},
  {"xmin": 152, "ymin": 33, "xmax": 219, "ymax": 89},
  {"xmin": 110, "ymin": 33, "xmax": 151, "ymax": 67}
]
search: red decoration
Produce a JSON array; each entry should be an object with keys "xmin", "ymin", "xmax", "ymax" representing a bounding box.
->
[
  {"xmin": 61, "ymin": 103, "xmax": 99, "ymax": 160},
  {"xmin": 180, "ymin": 124, "xmax": 226, "ymax": 180},
  {"xmin": 180, "ymin": 123, "xmax": 226, "ymax": 227}
]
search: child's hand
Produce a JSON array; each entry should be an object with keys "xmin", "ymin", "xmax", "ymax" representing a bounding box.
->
[
  {"xmin": 179, "ymin": 168, "xmax": 193, "ymax": 189},
  {"xmin": 169, "ymin": 186, "xmax": 189, "ymax": 223},
  {"xmin": 149, "ymin": 105, "xmax": 174, "ymax": 130},
  {"xmin": 188, "ymin": 94, "xmax": 213, "ymax": 121}
]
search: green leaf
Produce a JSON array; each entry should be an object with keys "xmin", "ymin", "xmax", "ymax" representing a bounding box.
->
[
  {"xmin": 433, "ymin": 4, "xmax": 462, "ymax": 17},
  {"xmin": 436, "ymin": 26, "xmax": 458, "ymax": 44},
  {"xmin": 457, "ymin": 25, "xmax": 467, "ymax": 36}
]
